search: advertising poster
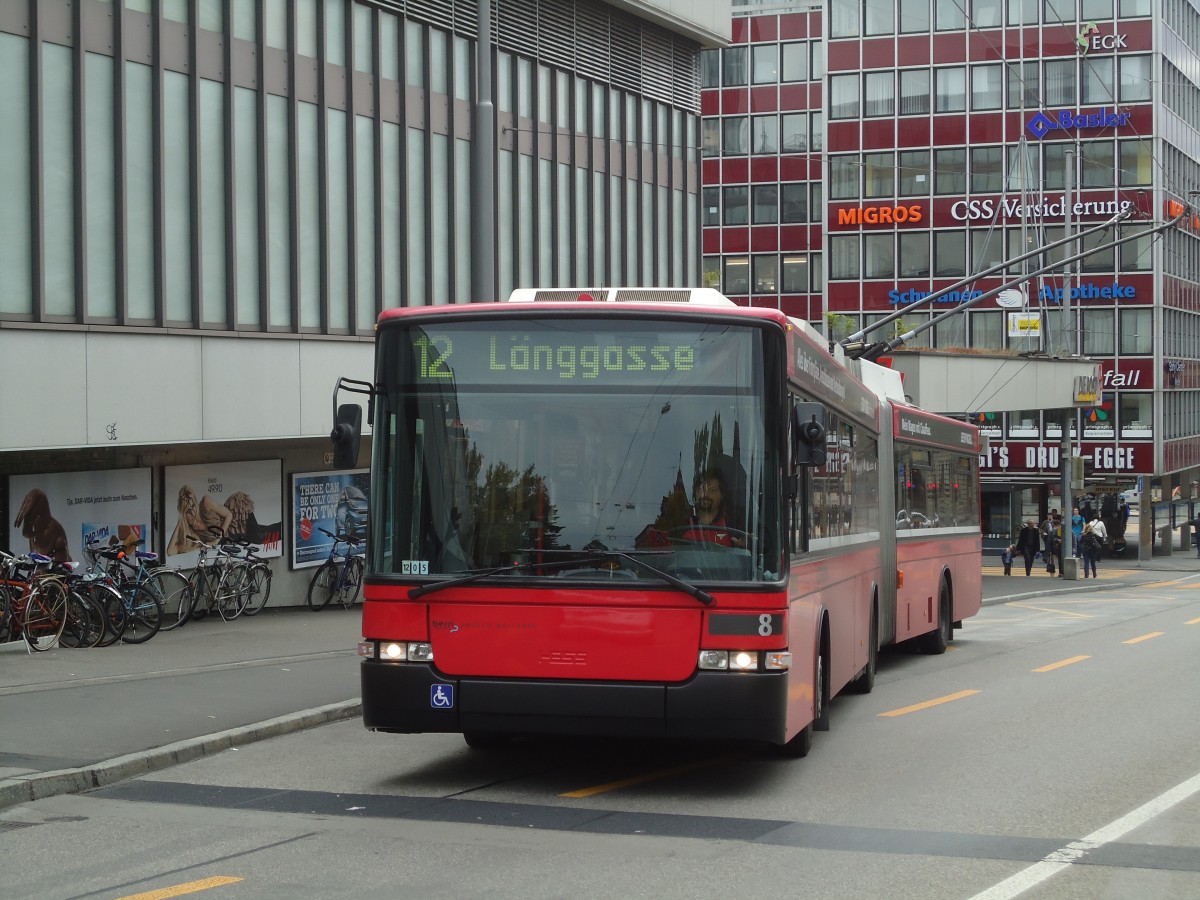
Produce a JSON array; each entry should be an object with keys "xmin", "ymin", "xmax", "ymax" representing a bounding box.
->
[
  {"xmin": 163, "ymin": 460, "xmax": 283, "ymax": 566},
  {"xmin": 7, "ymin": 469, "xmax": 152, "ymax": 565},
  {"xmin": 292, "ymin": 470, "xmax": 369, "ymax": 568}
]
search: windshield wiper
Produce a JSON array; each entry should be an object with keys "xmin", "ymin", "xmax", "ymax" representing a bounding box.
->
[
  {"xmin": 533, "ymin": 547, "xmax": 715, "ymax": 606},
  {"xmin": 408, "ymin": 549, "xmax": 714, "ymax": 606}
]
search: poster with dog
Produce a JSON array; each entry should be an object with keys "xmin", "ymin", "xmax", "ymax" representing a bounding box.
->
[
  {"xmin": 7, "ymin": 469, "xmax": 152, "ymax": 565},
  {"xmin": 162, "ymin": 460, "xmax": 283, "ymax": 566}
]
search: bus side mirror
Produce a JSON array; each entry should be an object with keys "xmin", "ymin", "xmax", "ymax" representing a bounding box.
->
[
  {"xmin": 792, "ymin": 402, "xmax": 827, "ymax": 467},
  {"xmin": 331, "ymin": 403, "xmax": 362, "ymax": 468}
]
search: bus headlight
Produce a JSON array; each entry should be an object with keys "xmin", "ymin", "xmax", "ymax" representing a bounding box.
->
[
  {"xmin": 698, "ymin": 650, "xmax": 728, "ymax": 670},
  {"xmin": 729, "ymin": 651, "xmax": 759, "ymax": 671},
  {"xmin": 698, "ymin": 650, "xmax": 790, "ymax": 672},
  {"xmin": 367, "ymin": 641, "xmax": 435, "ymax": 662}
]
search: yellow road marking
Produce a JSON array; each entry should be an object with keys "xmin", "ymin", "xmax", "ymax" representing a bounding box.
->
[
  {"xmin": 878, "ymin": 689, "xmax": 979, "ymax": 717},
  {"xmin": 1187, "ymin": 617, "xmax": 1200, "ymax": 625},
  {"xmin": 1010, "ymin": 603, "xmax": 1091, "ymax": 618},
  {"xmin": 561, "ymin": 754, "xmax": 743, "ymax": 798},
  {"xmin": 1123, "ymin": 631, "xmax": 1165, "ymax": 644},
  {"xmin": 117, "ymin": 877, "xmax": 244, "ymax": 900},
  {"xmin": 1033, "ymin": 655, "xmax": 1091, "ymax": 672}
]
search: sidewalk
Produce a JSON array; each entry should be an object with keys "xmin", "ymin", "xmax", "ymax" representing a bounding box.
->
[{"xmin": 981, "ymin": 549, "xmax": 1200, "ymax": 605}]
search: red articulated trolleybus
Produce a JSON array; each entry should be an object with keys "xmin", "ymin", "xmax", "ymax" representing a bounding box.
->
[{"xmin": 334, "ymin": 287, "xmax": 981, "ymax": 757}]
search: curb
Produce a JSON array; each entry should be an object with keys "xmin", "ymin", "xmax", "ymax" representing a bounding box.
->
[{"xmin": 0, "ymin": 698, "xmax": 362, "ymax": 812}]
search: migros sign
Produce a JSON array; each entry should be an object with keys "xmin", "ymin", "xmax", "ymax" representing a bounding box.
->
[{"xmin": 834, "ymin": 204, "xmax": 924, "ymax": 227}]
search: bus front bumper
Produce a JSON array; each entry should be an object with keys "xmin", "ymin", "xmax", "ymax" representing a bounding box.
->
[{"xmin": 360, "ymin": 660, "xmax": 791, "ymax": 744}]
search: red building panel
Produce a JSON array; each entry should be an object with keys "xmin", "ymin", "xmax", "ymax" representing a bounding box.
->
[
  {"xmin": 750, "ymin": 227, "xmax": 779, "ymax": 251},
  {"xmin": 932, "ymin": 115, "xmax": 967, "ymax": 146},
  {"xmin": 779, "ymin": 225, "xmax": 810, "ymax": 250},
  {"xmin": 779, "ymin": 13, "xmax": 808, "ymax": 40},
  {"xmin": 749, "ymin": 17, "xmax": 777, "ymax": 42},
  {"xmin": 827, "ymin": 43, "xmax": 860, "ymax": 71},
  {"xmin": 896, "ymin": 118, "xmax": 931, "ymax": 146},
  {"xmin": 750, "ymin": 157, "xmax": 778, "ymax": 182},
  {"xmin": 751, "ymin": 87, "xmax": 779, "ymax": 112},
  {"xmin": 778, "ymin": 157, "xmax": 808, "ymax": 181},
  {"xmin": 723, "ymin": 228, "xmax": 750, "ymax": 253},
  {"xmin": 968, "ymin": 31, "xmax": 1005, "ymax": 61},
  {"xmin": 896, "ymin": 35, "xmax": 931, "ymax": 67},
  {"xmin": 860, "ymin": 39, "xmax": 894, "ymax": 68},
  {"xmin": 862, "ymin": 119, "xmax": 896, "ymax": 149},
  {"xmin": 779, "ymin": 83, "xmax": 808, "ymax": 110},
  {"xmin": 731, "ymin": 17, "xmax": 749, "ymax": 44},
  {"xmin": 969, "ymin": 113, "xmax": 1005, "ymax": 143},
  {"xmin": 932, "ymin": 32, "xmax": 967, "ymax": 63},
  {"xmin": 722, "ymin": 90, "xmax": 749, "ymax": 114},
  {"xmin": 703, "ymin": 229, "xmax": 721, "ymax": 254},
  {"xmin": 827, "ymin": 121, "xmax": 859, "ymax": 150},
  {"xmin": 701, "ymin": 91, "xmax": 719, "ymax": 116},
  {"xmin": 722, "ymin": 158, "xmax": 748, "ymax": 182}
]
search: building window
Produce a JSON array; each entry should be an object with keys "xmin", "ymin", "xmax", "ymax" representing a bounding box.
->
[
  {"xmin": 1079, "ymin": 227, "xmax": 1116, "ymax": 273},
  {"xmin": 724, "ymin": 257, "xmax": 749, "ymax": 293},
  {"xmin": 752, "ymin": 44, "xmax": 778, "ymax": 84},
  {"xmin": 1120, "ymin": 395, "xmax": 1152, "ymax": 438},
  {"xmin": 701, "ymin": 119, "xmax": 720, "ymax": 157},
  {"xmin": 723, "ymin": 116, "xmax": 749, "ymax": 155},
  {"xmin": 972, "ymin": 311, "xmax": 1004, "ymax": 349},
  {"xmin": 934, "ymin": 314, "xmax": 969, "ymax": 349},
  {"xmin": 781, "ymin": 42, "xmax": 808, "ymax": 82},
  {"xmin": 810, "ymin": 111, "xmax": 824, "ymax": 151},
  {"xmin": 702, "ymin": 187, "xmax": 720, "ymax": 227},
  {"xmin": 1119, "ymin": 139, "xmax": 1152, "ymax": 186},
  {"xmin": 1045, "ymin": 59, "xmax": 1075, "ymax": 106},
  {"xmin": 722, "ymin": 47, "xmax": 748, "ymax": 86},
  {"xmin": 935, "ymin": 67, "xmax": 966, "ymax": 113},
  {"xmin": 752, "ymin": 185, "xmax": 778, "ymax": 224},
  {"xmin": 1119, "ymin": 55, "xmax": 1152, "ymax": 102},
  {"xmin": 898, "ymin": 150, "xmax": 931, "ymax": 196},
  {"xmin": 1081, "ymin": 140, "xmax": 1114, "ymax": 188},
  {"xmin": 1008, "ymin": 0, "xmax": 1038, "ymax": 24},
  {"xmin": 1119, "ymin": 0, "xmax": 1151, "ymax": 15},
  {"xmin": 830, "ymin": 1, "xmax": 860, "ymax": 39},
  {"xmin": 971, "ymin": 146, "xmax": 1004, "ymax": 193},
  {"xmin": 1042, "ymin": 142, "xmax": 1068, "ymax": 191},
  {"xmin": 782, "ymin": 255, "xmax": 809, "ymax": 292},
  {"xmin": 935, "ymin": 148, "xmax": 966, "ymax": 194},
  {"xmin": 899, "ymin": 232, "xmax": 930, "ymax": 277},
  {"xmin": 830, "ymin": 235, "xmax": 859, "ymax": 280},
  {"xmin": 900, "ymin": 0, "xmax": 931, "ymax": 32},
  {"xmin": 781, "ymin": 183, "xmax": 808, "ymax": 223},
  {"xmin": 1007, "ymin": 61, "xmax": 1038, "ymax": 109},
  {"xmin": 971, "ymin": 0, "xmax": 1003, "ymax": 26},
  {"xmin": 753, "ymin": 254, "xmax": 778, "ymax": 293},
  {"xmin": 811, "ymin": 41, "xmax": 824, "ymax": 80},
  {"xmin": 830, "ymin": 73, "xmax": 860, "ymax": 119},
  {"xmin": 972, "ymin": 230, "xmax": 1004, "ymax": 273},
  {"xmin": 899, "ymin": 69, "xmax": 931, "ymax": 115},
  {"xmin": 864, "ymin": 151, "xmax": 895, "ymax": 198},
  {"xmin": 864, "ymin": 0, "xmax": 894, "ymax": 35},
  {"xmin": 829, "ymin": 154, "xmax": 860, "ymax": 200},
  {"xmin": 865, "ymin": 72, "xmax": 895, "ymax": 117},
  {"xmin": 935, "ymin": 0, "xmax": 967, "ymax": 30},
  {"xmin": 1044, "ymin": 1, "xmax": 1070, "ymax": 22},
  {"xmin": 864, "ymin": 234, "xmax": 894, "ymax": 279},
  {"xmin": 1082, "ymin": 309, "xmax": 1115, "ymax": 356},
  {"xmin": 1082, "ymin": 58, "xmax": 1115, "ymax": 105},
  {"xmin": 723, "ymin": 186, "xmax": 748, "ymax": 225},
  {"xmin": 810, "ymin": 183, "xmax": 823, "ymax": 221},
  {"xmin": 752, "ymin": 115, "xmax": 778, "ymax": 154},
  {"xmin": 934, "ymin": 231, "xmax": 966, "ymax": 277},
  {"xmin": 1083, "ymin": 1, "xmax": 1114, "ymax": 17},
  {"xmin": 1120, "ymin": 224, "xmax": 1152, "ymax": 271},
  {"xmin": 971, "ymin": 64, "xmax": 1003, "ymax": 110},
  {"xmin": 781, "ymin": 113, "xmax": 808, "ymax": 152},
  {"xmin": 700, "ymin": 49, "xmax": 719, "ymax": 88}
]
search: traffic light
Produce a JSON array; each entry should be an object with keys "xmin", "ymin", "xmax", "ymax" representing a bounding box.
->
[
  {"xmin": 792, "ymin": 402, "xmax": 827, "ymax": 467},
  {"xmin": 330, "ymin": 403, "xmax": 362, "ymax": 468}
]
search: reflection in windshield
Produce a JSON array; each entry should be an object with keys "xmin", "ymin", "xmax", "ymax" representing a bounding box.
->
[{"xmin": 371, "ymin": 320, "xmax": 780, "ymax": 584}]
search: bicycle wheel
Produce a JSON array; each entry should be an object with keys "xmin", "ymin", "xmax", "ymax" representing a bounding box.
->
[
  {"xmin": 339, "ymin": 557, "xmax": 364, "ymax": 609},
  {"xmin": 120, "ymin": 584, "xmax": 163, "ymax": 643},
  {"xmin": 240, "ymin": 565, "xmax": 273, "ymax": 616},
  {"xmin": 23, "ymin": 580, "xmax": 68, "ymax": 651},
  {"xmin": 148, "ymin": 569, "xmax": 191, "ymax": 631},
  {"xmin": 215, "ymin": 568, "xmax": 248, "ymax": 621},
  {"xmin": 90, "ymin": 583, "xmax": 128, "ymax": 647},
  {"xmin": 60, "ymin": 589, "xmax": 103, "ymax": 649},
  {"xmin": 0, "ymin": 582, "xmax": 15, "ymax": 644},
  {"xmin": 306, "ymin": 561, "xmax": 338, "ymax": 610},
  {"xmin": 187, "ymin": 567, "xmax": 216, "ymax": 620}
]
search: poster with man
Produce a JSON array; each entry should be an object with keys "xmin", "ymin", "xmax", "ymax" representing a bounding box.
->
[
  {"xmin": 7, "ymin": 469, "xmax": 152, "ymax": 565},
  {"xmin": 291, "ymin": 470, "xmax": 369, "ymax": 568},
  {"xmin": 162, "ymin": 460, "xmax": 283, "ymax": 566}
]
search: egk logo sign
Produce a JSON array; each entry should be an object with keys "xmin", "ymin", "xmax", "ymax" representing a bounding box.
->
[{"xmin": 1077, "ymin": 22, "xmax": 1128, "ymax": 54}]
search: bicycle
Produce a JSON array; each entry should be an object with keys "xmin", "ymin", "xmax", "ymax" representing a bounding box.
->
[
  {"xmin": 184, "ymin": 536, "xmax": 248, "ymax": 622},
  {"xmin": 82, "ymin": 544, "xmax": 164, "ymax": 643},
  {"xmin": 230, "ymin": 540, "xmax": 273, "ymax": 617},
  {"xmin": 306, "ymin": 528, "xmax": 364, "ymax": 611},
  {"xmin": 0, "ymin": 551, "xmax": 68, "ymax": 651},
  {"xmin": 89, "ymin": 540, "xmax": 190, "ymax": 632}
]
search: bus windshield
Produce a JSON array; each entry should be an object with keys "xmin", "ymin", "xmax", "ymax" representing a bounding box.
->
[{"xmin": 370, "ymin": 316, "xmax": 782, "ymax": 585}]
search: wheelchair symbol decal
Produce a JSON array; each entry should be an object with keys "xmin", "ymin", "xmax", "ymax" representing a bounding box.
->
[{"xmin": 431, "ymin": 684, "xmax": 454, "ymax": 709}]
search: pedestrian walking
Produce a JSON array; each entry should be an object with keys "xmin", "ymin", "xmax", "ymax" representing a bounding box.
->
[
  {"xmin": 1079, "ymin": 520, "xmax": 1103, "ymax": 578},
  {"xmin": 1070, "ymin": 506, "xmax": 1084, "ymax": 557},
  {"xmin": 1000, "ymin": 544, "xmax": 1015, "ymax": 576},
  {"xmin": 1015, "ymin": 519, "xmax": 1041, "ymax": 577},
  {"xmin": 1040, "ymin": 510, "xmax": 1059, "ymax": 574}
]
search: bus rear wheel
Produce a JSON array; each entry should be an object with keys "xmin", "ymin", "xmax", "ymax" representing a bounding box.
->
[{"xmin": 921, "ymin": 581, "xmax": 951, "ymax": 655}]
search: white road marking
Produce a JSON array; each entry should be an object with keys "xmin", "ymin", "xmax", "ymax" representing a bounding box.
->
[{"xmin": 968, "ymin": 770, "xmax": 1200, "ymax": 900}]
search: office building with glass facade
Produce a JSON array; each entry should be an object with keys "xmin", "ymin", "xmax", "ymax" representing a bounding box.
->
[
  {"xmin": 0, "ymin": 0, "xmax": 725, "ymax": 598},
  {"xmin": 702, "ymin": 0, "xmax": 1200, "ymax": 550}
]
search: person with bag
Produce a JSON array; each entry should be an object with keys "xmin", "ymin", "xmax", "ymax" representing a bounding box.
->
[
  {"xmin": 1015, "ymin": 519, "xmax": 1042, "ymax": 576},
  {"xmin": 1080, "ymin": 518, "xmax": 1104, "ymax": 578}
]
